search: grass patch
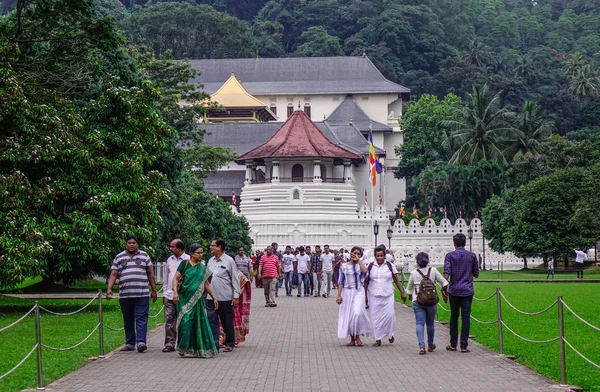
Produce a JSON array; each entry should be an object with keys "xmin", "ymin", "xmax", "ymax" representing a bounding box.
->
[
  {"xmin": 0, "ymin": 284, "xmax": 164, "ymax": 392},
  {"xmin": 395, "ymin": 276, "xmax": 600, "ymax": 391}
]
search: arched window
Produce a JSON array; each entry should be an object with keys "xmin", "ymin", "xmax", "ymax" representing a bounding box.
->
[
  {"xmin": 320, "ymin": 164, "xmax": 327, "ymax": 180},
  {"xmin": 293, "ymin": 189, "xmax": 300, "ymax": 200},
  {"xmin": 292, "ymin": 164, "xmax": 304, "ymax": 182}
]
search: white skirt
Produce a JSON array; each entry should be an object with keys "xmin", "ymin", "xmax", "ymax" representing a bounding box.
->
[
  {"xmin": 368, "ymin": 294, "xmax": 395, "ymax": 340},
  {"xmin": 337, "ymin": 288, "xmax": 372, "ymax": 339}
]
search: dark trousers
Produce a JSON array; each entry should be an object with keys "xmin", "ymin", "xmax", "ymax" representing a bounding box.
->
[
  {"xmin": 449, "ymin": 295, "xmax": 473, "ymax": 350},
  {"xmin": 119, "ymin": 297, "xmax": 149, "ymax": 348},
  {"xmin": 206, "ymin": 299, "xmax": 235, "ymax": 348},
  {"xmin": 163, "ymin": 298, "xmax": 177, "ymax": 349},
  {"xmin": 576, "ymin": 262, "xmax": 584, "ymax": 278}
]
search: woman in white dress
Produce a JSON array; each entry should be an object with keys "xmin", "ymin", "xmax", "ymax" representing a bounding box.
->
[
  {"xmin": 336, "ymin": 246, "xmax": 372, "ymax": 346},
  {"xmin": 364, "ymin": 246, "xmax": 407, "ymax": 346},
  {"xmin": 406, "ymin": 252, "xmax": 449, "ymax": 355}
]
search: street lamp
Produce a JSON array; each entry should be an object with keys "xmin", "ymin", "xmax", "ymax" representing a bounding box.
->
[
  {"xmin": 386, "ymin": 227, "xmax": 393, "ymax": 250},
  {"xmin": 373, "ymin": 221, "xmax": 379, "ymax": 249},
  {"xmin": 467, "ymin": 227, "xmax": 473, "ymax": 252}
]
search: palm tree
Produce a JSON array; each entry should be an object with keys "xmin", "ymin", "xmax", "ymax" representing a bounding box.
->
[
  {"xmin": 562, "ymin": 52, "xmax": 587, "ymax": 79},
  {"xmin": 514, "ymin": 54, "xmax": 535, "ymax": 82},
  {"xmin": 505, "ymin": 100, "xmax": 554, "ymax": 158},
  {"xmin": 569, "ymin": 63, "xmax": 600, "ymax": 98},
  {"xmin": 461, "ymin": 40, "xmax": 493, "ymax": 69},
  {"xmin": 441, "ymin": 84, "xmax": 519, "ymax": 165}
]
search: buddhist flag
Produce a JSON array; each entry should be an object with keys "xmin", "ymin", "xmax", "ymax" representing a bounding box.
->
[
  {"xmin": 232, "ymin": 191, "xmax": 237, "ymax": 205},
  {"xmin": 368, "ymin": 129, "xmax": 383, "ymax": 186},
  {"xmin": 443, "ymin": 206, "xmax": 447, "ymax": 218},
  {"xmin": 413, "ymin": 205, "xmax": 419, "ymax": 219},
  {"xmin": 378, "ymin": 193, "xmax": 383, "ymax": 205},
  {"xmin": 400, "ymin": 204, "xmax": 405, "ymax": 217},
  {"xmin": 216, "ymin": 191, "xmax": 219, "ymax": 199},
  {"xmin": 428, "ymin": 204, "xmax": 432, "ymax": 217},
  {"xmin": 364, "ymin": 188, "xmax": 368, "ymax": 204},
  {"xmin": 475, "ymin": 209, "xmax": 479, "ymax": 219}
]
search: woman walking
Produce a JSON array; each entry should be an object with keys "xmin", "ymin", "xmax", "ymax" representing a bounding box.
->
[
  {"xmin": 364, "ymin": 246, "xmax": 406, "ymax": 347},
  {"xmin": 336, "ymin": 246, "xmax": 372, "ymax": 346},
  {"xmin": 406, "ymin": 252, "xmax": 448, "ymax": 355},
  {"xmin": 172, "ymin": 244, "xmax": 218, "ymax": 358}
]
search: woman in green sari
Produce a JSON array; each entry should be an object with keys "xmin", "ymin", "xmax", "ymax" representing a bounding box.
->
[{"xmin": 172, "ymin": 244, "xmax": 218, "ymax": 358}]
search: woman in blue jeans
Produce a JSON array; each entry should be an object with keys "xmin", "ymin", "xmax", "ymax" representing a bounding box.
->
[{"xmin": 406, "ymin": 252, "xmax": 449, "ymax": 355}]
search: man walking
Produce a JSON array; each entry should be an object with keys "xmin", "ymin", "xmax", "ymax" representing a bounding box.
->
[
  {"xmin": 309, "ymin": 245, "xmax": 322, "ymax": 297},
  {"xmin": 206, "ymin": 237, "xmax": 240, "ymax": 352},
  {"xmin": 162, "ymin": 239, "xmax": 189, "ymax": 352},
  {"xmin": 272, "ymin": 242, "xmax": 284, "ymax": 297},
  {"xmin": 305, "ymin": 246, "xmax": 313, "ymax": 294},
  {"xmin": 320, "ymin": 244, "xmax": 335, "ymax": 297},
  {"xmin": 282, "ymin": 245, "xmax": 297, "ymax": 296},
  {"xmin": 443, "ymin": 233, "xmax": 479, "ymax": 353},
  {"xmin": 235, "ymin": 246, "xmax": 253, "ymax": 280},
  {"xmin": 107, "ymin": 235, "xmax": 158, "ymax": 352},
  {"xmin": 295, "ymin": 246, "xmax": 310, "ymax": 297},
  {"xmin": 575, "ymin": 248, "xmax": 587, "ymax": 279},
  {"xmin": 258, "ymin": 245, "xmax": 281, "ymax": 307}
]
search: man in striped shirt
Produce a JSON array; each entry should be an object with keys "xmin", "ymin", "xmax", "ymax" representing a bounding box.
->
[
  {"xmin": 258, "ymin": 245, "xmax": 281, "ymax": 307},
  {"xmin": 107, "ymin": 235, "xmax": 158, "ymax": 352}
]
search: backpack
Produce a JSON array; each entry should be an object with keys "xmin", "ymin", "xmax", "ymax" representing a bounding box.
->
[{"xmin": 416, "ymin": 268, "xmax": 439, "ymax": 306}]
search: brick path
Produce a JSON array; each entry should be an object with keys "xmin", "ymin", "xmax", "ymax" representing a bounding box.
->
[{"xmin": 45, "ymin": 287, "xmax": 560, "ymax": 392}]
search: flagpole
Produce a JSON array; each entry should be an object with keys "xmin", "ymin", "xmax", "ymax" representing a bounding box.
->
[{"xmin": 370, "ymin": 178, "xmax": 374, "ymax": 252}]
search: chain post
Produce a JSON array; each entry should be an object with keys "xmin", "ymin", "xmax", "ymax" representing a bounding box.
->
[
  {"xmin": 558, "ymin": 296, "xmax": 567, "ymax": 386},
  {"xmin": 35, "ymin": 301, "xmax": 45, "ymax": 390},
  {"xmin": 496, "ymin": 287, "xmax": 503, "ymax": 355},
  {"xmin": 98, "ymin": 290, "xmax": 105, "ymax": 358}
]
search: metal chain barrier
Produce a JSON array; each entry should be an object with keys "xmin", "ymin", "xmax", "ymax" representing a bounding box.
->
[
  {"xmin": 563, "ymin": 338, "xmax": 600, "ymax": 370},
  {"xmin": 0, "ymin": 305, "xmax": 36, "ymax": 333},
  {"xmin": 42, "ymin": 323, "xmax": 101, "ymax": 351},
  {"xmin": 0, "ymin": 344, "xmax": 38, "ymax": 380},
  {"xmin": 473, "ymin": 292, "xmax": 497, "ymax": 302},
  {"xmin": 437, "ymin": 302, "xmax": 450, "ymax": 312},
  {"xmin": 500, "ymin": 320, "xmax": 560, "ymax": 344},
  {"xmin": 148, "ymin": 305, "xmax": 165, "ymax": 319},
  {"xmin": 561, "ymin": 300, "xmax": 600, "ymax": 333},
  {"xmin": 38, "ymin": 293, "xmax": 100, "ymax": 316},
  {"xmin": 499, "ymin": 291, "xmax": 557, "ymax": 316}
]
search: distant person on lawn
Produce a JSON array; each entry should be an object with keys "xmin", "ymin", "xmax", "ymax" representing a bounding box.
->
[
  {"xmin": 107, "ymin": 235, "xmax": 158, "ymax": 353},
  {"xmin": 546, "ymin": 257, "xmax": 554, "ymax": 281},
  {"xmin": 574, "ymin": 248, "xmax": 587, "ymax": 279}
]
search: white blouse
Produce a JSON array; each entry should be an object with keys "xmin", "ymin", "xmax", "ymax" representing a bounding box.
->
[
  {"xmin": 339, "ymin": 263, "xmax": 365, "ymax": 290},
  {"xmin": 366, "ymin": 261, "xmax": 398, "ymax": 297},
  {"xmin": 406, "ymin": 267, "xmax": 448, "ymax": 297}
]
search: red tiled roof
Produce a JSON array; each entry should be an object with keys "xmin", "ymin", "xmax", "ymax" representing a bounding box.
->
[{"xmin": 238, "ymin": 110, "xmax": 363, "ymax": 161}]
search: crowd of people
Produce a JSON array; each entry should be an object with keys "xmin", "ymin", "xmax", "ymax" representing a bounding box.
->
[{"xmin": 106, "ymin": 233, "xmax": 480, "ymax": 357}]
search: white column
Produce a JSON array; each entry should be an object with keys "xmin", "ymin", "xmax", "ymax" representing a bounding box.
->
[
  {"xmin": 245, "ymin": 163, "xmax": 252, "ymax": 185},
  {"xmin": 272, "ymin": 160, "xmax": 280, "ymax": 183},
  {"xmin": 313, "ymin": 160, "xmax": 322, "ymax": 183},
  {"xmin": 343, "ymin": 160, "xmax": 352, "ymax": 184}
]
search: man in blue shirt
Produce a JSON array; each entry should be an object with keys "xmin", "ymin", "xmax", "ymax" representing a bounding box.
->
[{"xmin": 443, "ymin": 233, "xmax": 479, "ymax": 353}]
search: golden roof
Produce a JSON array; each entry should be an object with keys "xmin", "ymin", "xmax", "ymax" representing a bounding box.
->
[{"xmin": 209, "ymin": 73, "xmax": 269, "ymax": 108}]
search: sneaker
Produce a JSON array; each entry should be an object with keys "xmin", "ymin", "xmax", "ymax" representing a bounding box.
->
[
  {"xmin": 297, "ymin": 294, "xmax": 301, "ymax": 297},
  {"xmin": 270, "ymin": 303, "xmax": 277, "ymax": 307},
  {"xmin": 322, "ymin": 294, "xmax": 327, "ymax": 298},
  {"xmin": 137, "ymin": 343, "xmax": 147, "ymax": 353}
]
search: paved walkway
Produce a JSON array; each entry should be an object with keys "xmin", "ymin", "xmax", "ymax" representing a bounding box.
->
[{"xmin": 45, "ymin": 287, "xmax": 561, "ymax": 392}]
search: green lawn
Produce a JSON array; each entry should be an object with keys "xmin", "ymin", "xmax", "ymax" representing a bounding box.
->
[
  {"xmin": 396, "ymin": 274, "xmax": 600, "ymax": 391},
  {"xmin": 0, "ymin": 282, "xmax": 164, "ymax": 392}
]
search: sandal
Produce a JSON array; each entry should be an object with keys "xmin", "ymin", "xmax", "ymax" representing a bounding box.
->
[
  {"xmin": 372, "ymin": 340, "xmax": 381, "ymax": 347},
  {"xmin": 446, "ymin": 345, "xmax": 457, "ymax": 351},
  {"xmin": 460, "ymin": 348, "xmax": 470, "ymax": 353},
  {"xmin": 223, "ymin": 346, "xmax": 234, "ymax": 352},
  {"xmin": 419, "ymin": 348, "xmax": 426, "ymax": 355},
  {"xmin": 389, "ymin": 336, "xmax": 395, "ymax": 344},
  {"xmin": 346, "ymin": 341, "xmax": 356, "ymax": 347},
  {"xmin": 428, "ymin": 344, "xmax": 436, "ymax": 352}
]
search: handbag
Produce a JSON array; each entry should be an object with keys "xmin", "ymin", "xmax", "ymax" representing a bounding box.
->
[{"xmin": 177, "ymin": 260, "xmax": 190, "ymax": 290}]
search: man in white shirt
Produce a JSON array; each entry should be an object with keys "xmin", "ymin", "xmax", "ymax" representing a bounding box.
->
[
  {"xmin": 282, "ymin": 246, "xmax": 297, "ymax": 296},
  {"xmin": 295, "ymin": 246, "xmax": 310, "ymax": 297},
  {"xmin": 320, "ymin": 244, "xmax": 335, "ymax": 298},
  {"xmin": 162, "ymin": 239, "xmax": 190, "ymax": 352},
  {"xmin": 574, "ymin": 248, "xmax": 587, "ymax": 279}
]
